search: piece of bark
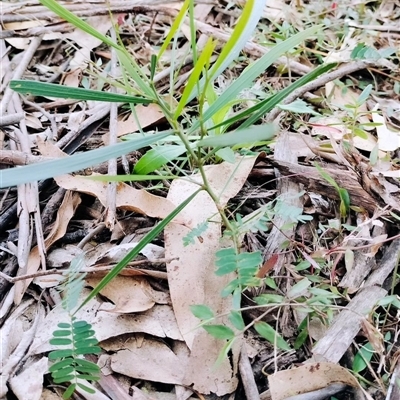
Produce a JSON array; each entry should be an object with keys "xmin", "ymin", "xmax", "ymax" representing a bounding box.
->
[
  {"xmin": 312, "ymin": 285, "xmax": 387, "ymax": 363},
  {"xmin": 263, "ymin": 132, "xmax": 302, "ymax": 272},
  {"xmin": 267, "ymin": 160, "xmax": 378, "ymax": 214},
  {"xmin": 313, "ymin": 239, "xmax": 400, "ymax": 363},
  {"xmin": 386, "ymin": 360, "xmax": 400, "ymax": 400},
  {"xmin": 339, "ymin": 220, "xmax": 377, "ymax": 290},
  {"xmin": 239, "ymin": 345, "xmax": 260, "ymax": 400},
  {"xmin": 365, "ymin": 238, "xmax": 400, "ymax": 287}
]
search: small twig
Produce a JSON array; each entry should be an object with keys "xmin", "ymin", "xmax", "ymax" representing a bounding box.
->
[
  {"xmin": 105, "ymin": 28, "xmax": 119, "ymax": 229},
  {"xmin": 0, "ymin": 149, "xmax": 55, "ymax": 165},
  {"xmin": 0, "ymin": 2, "xmax": 180, "ymax": 23},
  {"xmin": 0, "ymin": 112, "xmax": 25, "ymax": 127},
  {"xmin": 0, "ymin": 23, "xmax": 74, "ymax": 39},
  {"xmin": 239, "ymin": 345, "xmax": 261, "ymax": 400},
  {"xmin": 0, "ymin": 35, "xmax": 43, "ymax": 115},
  {"xmin": 347, "ymin": 21, "xmax": 400, "ymax": 32},
  {"xmin": 0, "ymin": 257, "xmax": 176, "ymax": 283},
  {"xmin": 77, "ymin": 223, "xmax": 106, "ymax": 249}
]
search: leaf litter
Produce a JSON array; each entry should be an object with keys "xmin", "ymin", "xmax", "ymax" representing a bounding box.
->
[{"xmin": 1, "ymin": 0, "xmax": 400, "ymax": 399}]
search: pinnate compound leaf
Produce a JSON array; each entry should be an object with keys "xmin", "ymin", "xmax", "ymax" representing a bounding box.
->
[
  {"xmin": 254, "ymin": 321, "xmax": 291, "ymax": 351},
  {"xmin": 183, "ymin": 221, "xmax": 208, "ymax": 246},
  {"xmin": 190, "ymin": 304, "xmax": 214, "ymax": 320},
  {"xmin": 203, "ymin": 324, "xmax": 235, "ymax": 340}
]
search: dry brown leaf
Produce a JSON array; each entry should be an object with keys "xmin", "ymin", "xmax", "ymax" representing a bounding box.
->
[
  {"xmin": 360, "ymin": 319, "xmax": 385, "ymax": 354},
  {"xmin": 36, "ymin": 138, "xmax": 182, "ymax": 221},
  {"xmin": 31, "ymin": 291, "xmax": 182, "ymax": 355},
  {"xmin": 269, "ymin": 362, "xmax": 359, "ymax": 400},
  {"xmin": 109, "ymin": 336, "xmax": 188, "ymax": 385},
  {"xmin": 14, "ymin": 191, "xmax": 81, "ymax": 304},
  {"xmin": 165, "ymin": 156, "xmax": 257, "ymax": 395},
  {"xmin": 110, "ymin": 104, "xmax": 165, "ymax": 140},
  {"xmin": 87, "ymin": 242, "xmax": 164, "ymax": 265},
  {"xmin": 86, "ymin": 275, "xmax": 169, "ymax": 313},
  {"xmin": 64, "ymin": 15, "xmax": 113, "ymax": 86}
]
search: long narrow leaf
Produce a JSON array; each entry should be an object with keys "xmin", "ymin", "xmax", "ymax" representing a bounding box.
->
[
  {"xmin": 238, "ymin": 63, "xmax": 337, "ymax": 128},
  {"xmin": 75, "ymin": 189, "xmax": 202, "ymax": 313},
  {"xmin": 0, "ymin": 131, "xmax": 171, "ymax": 188},
  {"xmin": 134, "ymin": 145, "xmax": 187, "ymax": 175},
  {"xmin": 174, "ymin": 37, "xmax": 216, "ymax": 119},
  {"xmin": 209, "ymin": 63, "xmax": 336, "ymax": 131},
  {"xmin": 197, "ymin": 124, "xmax": 276, "ymax": 148},
  {"xmin": 188, "ymin": 0, "xmax": 266, "ymax": 102},
  {"xmin": 38, "ymin": 0, "xmax": 153, "ymax": 97},
  {"xmin": 10, "ymin": 80, "xmax": 152, "ymax": 104},
  {"xmin": 188, "ymin": 25, "xmax": 323, "ymax": 133},
  {"xmin": 157, "ymin": 0, "xmax": 190, "ymax": 60}
]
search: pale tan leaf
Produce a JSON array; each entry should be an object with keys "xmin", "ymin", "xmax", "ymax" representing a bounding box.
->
[
  {"xmin": 165, "ymin": 156, "xmax": 257, "ymax": 395},
  {"xmin": 113, "ymin": 104, "xmax": 165, "ymax": 139},
  {"xmin": 37, "ymin": 136, "xmax": 181, "ymax": 220},
  {"xmin": 109, "ymin": 337, "xmax": 188, "ymax": 385},
  {"xmin": 65, "ymin": 16, "xmax": 113, "ymax": 69},
  {"xmin": 360, "ymin": 319, "xmax": 385, "ymax": 354},
  {"xmin": 372, "ymin": 104, "xmax": 400, "ymax": 151},
  {"xmin": 269, "ymin": 362, "xmax": 359, "ymax": 400},
  {"xmin": 86, "ymin": 275, "xmax": 169, "ymax": 313},
  {"xmin": 90, "ymin": 242, "xmax": 164, "ymax": 264},
  {"xmin": 25, "ymin": 114, "xmax": 43, "ymax": 130}
]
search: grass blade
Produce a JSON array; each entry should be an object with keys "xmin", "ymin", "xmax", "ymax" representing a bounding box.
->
[
  {"xmin": 38, "ymin": 0, "xmax": 153, "ymax": 97},
  {"xmin": 197, "ymin": 124, "xmax": 276, "ymax": 148},
  {"xmin": 0, "ymin": 131, "xmax": 171, "ymax": 188},
  {"xmin": 188, "ymin": 0, "xmax": 266, "ymax": 102},
  {"xmin": 10, "ymin": 80, "xmax": 152, "ymax": 104},
  {"xmin": 75, "ymin": 189, "xmax": 202, "ymax": 312},
  {"xmin": 189, "ymin": 25, "xmax": 323, "ymax": 133}
]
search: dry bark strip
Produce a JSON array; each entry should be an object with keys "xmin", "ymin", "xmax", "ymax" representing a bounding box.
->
[
  {"xmin": 263, "ymin": 132, "xmax": 302, "ymax": 272},
  {"xmin": 266, "ymin": 159, "xmax": 378, "ymax": 214},
  {"xmin": 312, "ymin": 238, "xmax": 400, "ymax": 363}
]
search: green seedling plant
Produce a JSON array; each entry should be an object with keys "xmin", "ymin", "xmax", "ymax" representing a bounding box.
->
[
  {"xmin": 314, "ymin": 161, "xmax": 350, "ymax": 220},
  {"xmin": 48, "ymin": 255, "xmax": 101, "ymax": 399},
  {"xmin": 1, "ymin": 0, "xmax": 345, "ymax": 393}
]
